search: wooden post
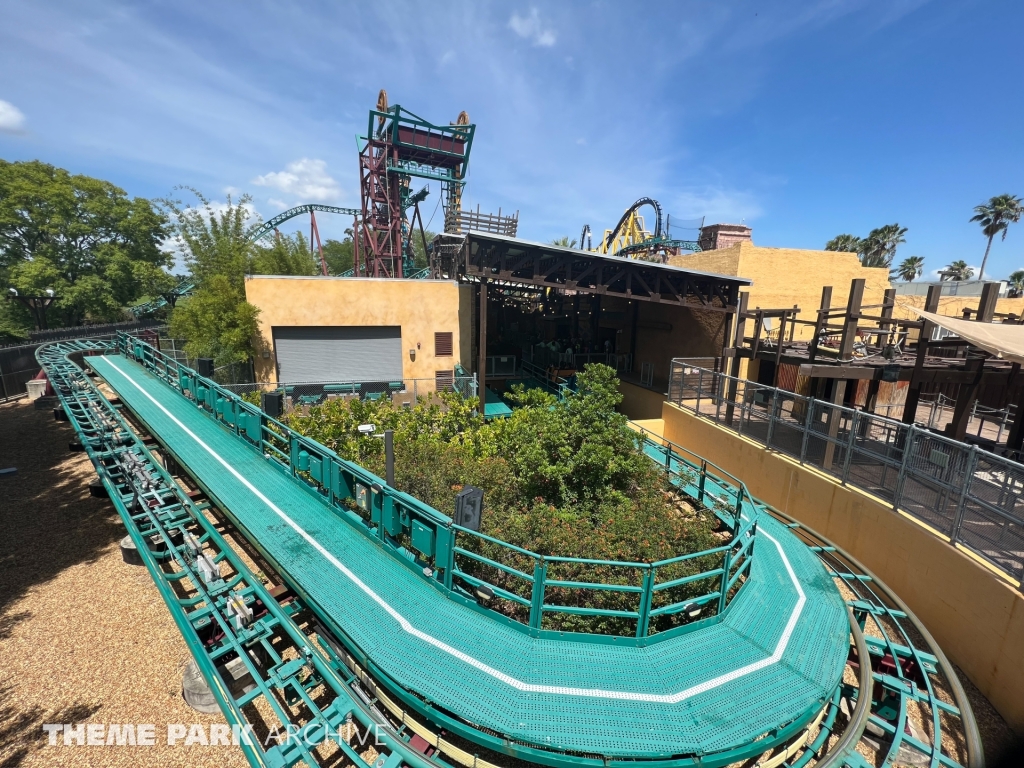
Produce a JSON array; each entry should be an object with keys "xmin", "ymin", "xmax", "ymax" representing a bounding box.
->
[
  {"xmin": 478, "ymin": 278, "xmax": 488, "ymax": 403},
  {"xmin": 725, "ymin": 293, "xmax": 749, "ymax": 426},
  {"xmin": 1005, "ymin": 370, "xmax": 1024, "ymax": 456},
  {"xmin": 902, "ymin": 284, "xmax": 942, "ymax": 424},
  {"xmin": 751, "ymin": 310, "xmax": 764, "ymax": 360},
  {"xmin": 822, "ymin": 378, "xmax": 848, "ymax": 471},
  {"xmin": 773, "ymin": 311, "xmax": 786, "ymax": 386},
  {"xmin": 808, "ymin": 286, "xmax": 833, "ymax": 363},
  {"xmin": 838, "ymin": 279, "xmax": 865, "ymax": 361},
  {"xmin": 976, "ymin": 282, "xmax": 1000, "ymax": 323},
  {"xmin": 945, "ymin": 283, "xmax": 1000, "ymax": 440}
]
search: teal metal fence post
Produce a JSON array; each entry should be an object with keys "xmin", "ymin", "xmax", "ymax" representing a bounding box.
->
[
  {"xmin": 443, "ymin": 526, "xmax": 456, "ymax": 589},
  {"xmin": 734, "ymin": 486, "xmax": 745, "ymax": 532},
  {"xmin": 636, "ymin": 566, "xmax": 653, "ymax": 639},
  {"xmin": 718, "ymin": 545, "xmax": 733, "ymax": 615},
  {"xmin": 529, "ymin": 558, "xmax": 546, "ymax": 630}
]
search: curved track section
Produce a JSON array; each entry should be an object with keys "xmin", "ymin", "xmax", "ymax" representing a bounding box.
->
[
  {"xmin": 38, "ymin": 332, "xmax": 983, "ymax": 768},
  {"xmin": 603, "ymin": 197, "xmax": 663, "ymax": 251},
  {"xmin": 248, "ymin": 204, "xmax": 361, "ymax": 243}
]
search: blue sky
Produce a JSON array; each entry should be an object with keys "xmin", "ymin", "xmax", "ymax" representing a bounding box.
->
[{"xmin": 1, "ymin": 1, "xmax": 1022, "ymax": 279}]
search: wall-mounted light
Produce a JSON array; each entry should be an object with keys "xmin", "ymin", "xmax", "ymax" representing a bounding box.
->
[
  {"xmin": 261, "ymin": 349, "xmax": 270, "ymax": 359},
  {"xmin": 409, "ymin": 348, "xmax": 416, "ymax": 361}
]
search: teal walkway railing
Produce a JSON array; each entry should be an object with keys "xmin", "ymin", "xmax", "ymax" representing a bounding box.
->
[{"xmin": 117, "ymin": 331, "xmax": 760, "ymax": 644}]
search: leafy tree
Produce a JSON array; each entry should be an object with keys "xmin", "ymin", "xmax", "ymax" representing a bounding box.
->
[
  {"xmin": 1008, "ymin": 269, "xmax": 1024, "ymax": 297},
  {"xmin": 860, "ymin": 224, "xmax": 907, "ymax": 269},
  {"xmin": 161, "ymin": 189, "xmax": 326, "ymax": 364},
  {"xmin": 0, "ymin": 159, "xmax": 171, "ymax": 333},
  {"xmin": 971, "ymin": 194, "xmax": 1023, "ymax": 280},
  {"xmin": 168, "ymin": 274, "xmax": 260, "ymax": 365},
  {"xmin": 320, "ymin": 227, "xmax": 436, "ymax": 275},
  {"xmin": 894, "ymin": 255, "xmax": 925, "ymax": 282},
  {"xmin": 322, "ymin": 236, "xmax": 355, "ymax": 274},
  {"xmin": 410, "ymin": 228, "xmax": 436, "ymax": 269},
  {"xmin": 824, "ymin": 234, "xmax": 863, "ymax": 254},
  {"xmin": 551, "ymin": 236, "xmax": 578, "ymax": 248},
  {"xmin": 251, "ymin": 231, "xmax": 318, "ymax": 276},
  {"xmin": 941, "ymin": 260, "xmax": 974, "ymax": 281},
  {"xmin": 284, "ymin": 363, "xmax": 720, "ymax": 634}
]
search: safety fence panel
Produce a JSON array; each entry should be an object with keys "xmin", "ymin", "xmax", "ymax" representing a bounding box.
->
[{"xmin": 667, "ymin": 361, "xmax": 1024, "ymax": 584}]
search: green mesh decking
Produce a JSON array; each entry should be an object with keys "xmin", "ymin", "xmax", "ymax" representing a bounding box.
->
[{"xmin": 92, "ymin": 354, "xmax": 849, "ymax": 759}]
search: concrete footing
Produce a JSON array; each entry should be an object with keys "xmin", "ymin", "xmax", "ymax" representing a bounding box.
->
[{"xmin": 182, "ymin": 656, "xmax": 257, "ymax": 714}]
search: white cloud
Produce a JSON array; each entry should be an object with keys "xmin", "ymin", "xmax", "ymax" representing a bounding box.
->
[
  {"xmin": 252, "ymin": 158, "xmax": 341, "ymax": 202},
  {"xmin": 268, "ymin": 198, "xmax": 290, "ymax": 210},
  {"xmin": 509, "ymin": 8, "xmax": 556, "ymax": 47},
  {"xmin": 0, "ymin": 99, "xmax": 26, "ymax": 133}
]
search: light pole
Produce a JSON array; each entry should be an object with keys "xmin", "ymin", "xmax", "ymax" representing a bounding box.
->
[{"xmin": 7, "ymin": 288, "xmax": 57, "ymax": 331}]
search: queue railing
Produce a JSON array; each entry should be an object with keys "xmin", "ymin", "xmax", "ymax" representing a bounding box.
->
[
  {"xmin": 667, "ymin": 359, "xmax": 1024, "ymax": 585},
  {"xmin": 117, "ymin": 331, "xmax": 758, "ymax": 642}
]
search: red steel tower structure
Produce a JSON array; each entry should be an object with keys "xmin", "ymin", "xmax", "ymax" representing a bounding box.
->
[{"xmin": 355, "ymin": 90, "xmax": 475, "ymax": 278}]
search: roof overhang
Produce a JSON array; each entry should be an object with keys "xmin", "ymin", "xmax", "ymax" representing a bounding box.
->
[{"xmin": 462, "ymin": 231, "xmax": 750, "ymax": 312}]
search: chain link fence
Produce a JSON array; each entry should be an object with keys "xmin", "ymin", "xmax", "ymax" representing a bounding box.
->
[
  {"xmin": 668, "ymin": 360, "xmax": 1024, "ymax": 584},
  {"xmin": 217, "ymin": 375, "xmax": 479, "ymax": 410}
]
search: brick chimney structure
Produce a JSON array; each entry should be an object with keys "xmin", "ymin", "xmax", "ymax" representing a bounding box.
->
[{"xmin": 698, "ymin": 223, "xmax": 753, "ymax": 251}]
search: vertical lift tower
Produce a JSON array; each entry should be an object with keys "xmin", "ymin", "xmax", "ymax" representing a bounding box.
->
[{"xmin": 355, "ymin": 90, "xmax": 474, "ymax": 278}]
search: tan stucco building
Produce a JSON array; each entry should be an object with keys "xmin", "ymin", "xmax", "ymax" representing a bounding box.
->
[
  {"xmin": 669, "ymin": 242, "xmax": 892, "ymax": 341},
  {"xmin": 246, "ymin": 276, "xmax": 473, "ymax": 388}
]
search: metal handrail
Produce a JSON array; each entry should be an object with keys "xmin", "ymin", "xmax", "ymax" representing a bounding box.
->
[
  {"xmin": 117, "ymin": 331, "xmax": 757, "ymax": 642},
  {"xmin": 668, "ymin": 360, "xmax": 1024, "ymax": 585}
]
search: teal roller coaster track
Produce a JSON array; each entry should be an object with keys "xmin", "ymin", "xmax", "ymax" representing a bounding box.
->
[{"xmin": 37, "ymin": 332, "xmax": 983, "ymax": 768}]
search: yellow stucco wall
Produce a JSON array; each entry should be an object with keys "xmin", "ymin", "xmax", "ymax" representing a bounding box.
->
[
  {"xmin": 245, "ymin": 276, "xmax": 472, "ymax": 384},
  {"xmin": 618, "ymin": 380, "xmax": 667, "ymax": 420},
  {"xmin": 670, "ymin": 242, "xmax": 892, "ymax": 340},
  {"xmin": 660, "ymin": 400, "xmax": 1024, "ymax": 732}
]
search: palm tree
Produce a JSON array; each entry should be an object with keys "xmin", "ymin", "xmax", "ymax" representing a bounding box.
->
[
  {"xmin": 971, "ymin": 194, "xmax": 1023, "ymax": 280},
  {"xmin": 941, "ymin": 260, "xmax": 974, "ymax": 281},
  {"xmin": 550, "ymin": 236, "xmax": 578, "ymax": 248},
  {"xmin": 1008, "ymin": 269, "xmax": 1024, "ymax": 297},
  {"xmin": 825, "ymin": 234, "xmax": 863, "ymax": 254},
  {"xmin": 860, "ymin": 224, "xmax": 908, "ymax": 269},
  {"xmin": 894, "ymin": 255, "xmax": 925, "ymax": 282}
]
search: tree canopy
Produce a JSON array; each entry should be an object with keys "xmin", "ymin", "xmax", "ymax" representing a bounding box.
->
[
  {"xmin": 824, "ymin": 234, "xmax": 863, "ymax": 255},
  {"xmin": 0, "ymin": 159, "xmax": 172, "ymax": 338},
  {"xmin": 860, "ymin": 224, "xmax": 907, "ymax": 269},
  {"xmin": 941, "ymin": 260, "xmax": 974, "ymax": 281},
  {"xmin": 161, "ymin": 189, "xmax": 321, "ymax": 365},
  {"xmin": 971, "ymin": 194, "xmax": 1023, "ymax": 280},
  {"xmin": 1008, "ymin": 269, "xmax": 1024, "ymax": 297},
  {"xmin": 825, "ymin": 226, "xmax": 908, "ymax": 269},
  {"xmin": 894, "ymin": 255, "xmax": 925, "ymax": 282}
]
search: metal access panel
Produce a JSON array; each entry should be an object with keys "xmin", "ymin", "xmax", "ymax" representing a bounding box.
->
[{"xmin": 273, "ymin": 326, "xmax": 403, "ymax": 384}]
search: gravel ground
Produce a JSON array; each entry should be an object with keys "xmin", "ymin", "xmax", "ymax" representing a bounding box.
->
[{"xmin": 0, "ymin": 398, "xmax": 247, "ymax": 767}]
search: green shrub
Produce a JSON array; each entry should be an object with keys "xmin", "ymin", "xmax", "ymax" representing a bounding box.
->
[{"xmin": 285, "ymin": 365, "xmax": 723, "ymax": 635}]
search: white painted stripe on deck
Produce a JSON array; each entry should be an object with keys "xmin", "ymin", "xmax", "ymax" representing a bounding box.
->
[{"xmin": 103, "ymin": 356, "xmax": 806, "ymax": 704}]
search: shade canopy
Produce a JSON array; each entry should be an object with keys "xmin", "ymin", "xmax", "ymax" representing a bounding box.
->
[{"xmin": 907, "ymin": 307, "xmax": 1024, "ymax": 365}]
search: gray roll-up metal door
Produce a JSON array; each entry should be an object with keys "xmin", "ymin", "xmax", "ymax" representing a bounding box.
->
[{"xmin": 272, "ymin": 326, "xmax": 403, "ymax": 383}]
